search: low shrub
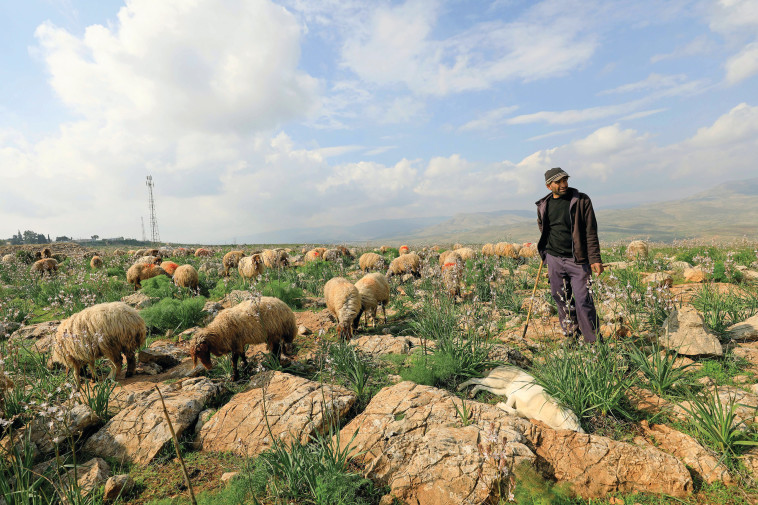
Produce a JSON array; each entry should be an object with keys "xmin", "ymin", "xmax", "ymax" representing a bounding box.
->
[
  {"xmin": 141, "ymin": 275, "xmax": 181, "ymax": 299},
  {"xmin": 141, "ymin": 296, "xmax": 207, "ymax": 334},
  {"xmin": 259, "ymin": 280, "xmax": 303, "ymax": 309}
]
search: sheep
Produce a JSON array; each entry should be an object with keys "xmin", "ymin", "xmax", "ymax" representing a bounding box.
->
[
  {"xmin": 494, "ymin": 242, "xmax": 519, "ymax": 258},
  {"xmin": 161, "ymin": 261, "xmax": 179, "ymax": 276},
  {"xmin": 51, "ymin": 301, "xmax": 146, "ymax": 388},
  {"xmin": 324, "ymin": 277, "xmax": 362, "ymax": 341},
  {"xmin": 175, "ymin": 247, "xmax": 190, "ymax": 257},
  {"xmin": 304, "ymin": 249, "xmax": 324, "ymax": 262},
  {"xmin": 438, "ymin": 250, "xmax": 461, "ymax": 267},
  {"xmin": 626, "ymin": 240, "xmax": 649, "ymax": 260},
  {"xmin": 238, "ymin": 254, "xmax": 265, "ymax": 280},
  {"xmin": 144, "ymin": 248, "xmax": 160, "ymax": 257},
  {"xmin": 398, "ymin": 245, "xmax": 410, "ymax": 255},
  {"xmin": 222, "ymin": 250, "xmax": 246, "ymax": 276},
  {"xmin": 126, "ymin": 263, "xmax": 170, "ymax": 290},
  {"xmin": 133, "ymin": 249, "xmax": 146, "ymax": 257},
  {"xmin": 2, "ymin": 254, "xmax": 14, "ymax": 263},
  {"xmin": 112, "ymin": 249, "xmax": 126, "ymax": 256},
  {"xmin": 195, "ymin": 248, "xmax": 212, "ymax": 257},
  {"xmin": 134, "ymin": 255, "xmax": 162, "ymax": 265},
  {"xmin": 482, "ymin": 243, "xmax": 495, "ymax": 256},
  {"xmin": 354, "ymin": 273, "xmax": 390, "ymax": 328},
  {"xmin": 338, "ymin": 246, "xmax": 354, "ymax": 259},
  {"xmin": 323, "ymin": 249, "xmax": 342, "ymax": 262},
  {"xmin": 379, "ymin": 245, "xmax": 390, "ymax": 253},
  {"xmin": 30, "ymin": 258, "xmax": 58, "ymax": 277},
  {"xmin": 173, "ymin": 264, "xmax": 199, "ymax": 291},
  {"xmin": 387, "ymin": 252, "xmax": 421, "ymax": 279},
  {"xmin": 454, "ymin": 247, "xmax": 476, "ymax": 261},
  {"xmin": 34, "ymin": 251, "xmax": 42, "ymax": 261},
  {"xmin": 519, "ymin": 243, "xmax": 538, "ymax": 259},
  {"xmin": 41, "ymin": 247, "xmax": 52, "ymax": 259},
  {"xmin": 359, "ymin": 252, "xmax": 385, "ymax": 273},
  {"xmin": 90, "ymin": 256, "xmax": 103, "ymax": 269},
  {"xmin": 189, "ymin": 296, "xmax": 297, "ymax": 381},
  {"xmin": 262, "ymin": 249, "xmax": 289, "ymax": 269},
  {"xmin": 441, "ymin": 255, "xmax": 465, "ymax": 298}
]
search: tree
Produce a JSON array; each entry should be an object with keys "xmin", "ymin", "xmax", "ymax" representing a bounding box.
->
[
  {"xmin": 91, "ymin": 235, "xmax": 100, "ymax": 241},
  {"xmin": 55, "ymin": 236, "xmax": 71, "ymax": 242}
]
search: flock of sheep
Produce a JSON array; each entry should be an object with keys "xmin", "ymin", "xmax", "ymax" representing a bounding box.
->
[{"xmin": 12, "ymin": 241, "xmax": 538, "ymax": 388}]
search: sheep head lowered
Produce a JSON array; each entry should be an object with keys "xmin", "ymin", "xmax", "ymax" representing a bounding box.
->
[{"xmin": 189, "ymin": 339, "xmax": 213, "ymax": 370}]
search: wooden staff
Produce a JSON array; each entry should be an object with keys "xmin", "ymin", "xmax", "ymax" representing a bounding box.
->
[{"xmin": 522, "ymin": 258, "xmax": 545, "ymax": 339}]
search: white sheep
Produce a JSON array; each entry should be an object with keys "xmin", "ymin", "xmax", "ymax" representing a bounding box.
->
[
  {"xmin": 222, "ymin": 250, "xmax": 246, "ymax": 276},
  {"xmin": 262, "ymin": 249, "xmax": 289, "ymax": 269},
  {"xmin": 173, "ymin": 264, "xmax": 199, "ymax": 291},
  {"xmin": 189, "ymin": 296, "xmax": 297, "ymax": 381},
  {"xmin": 358, "ymin": 252, "xmax": 385, "ymax": 273},
  {"xmin": 324, "ymin": 277, "xmax": 362, "ymax": 340},
  {"xmin": 354, "ymin": 273, "xmax": 390, "ymax": 328},
  {"xmin": 126, "ymin": 263, "xmax": 169, "ymax": 290},
  {"xmin": 51, "ymin": 302, "xmax": 147, "ymax": 388},
  {"xmin": 30, "ymin": 258, "xmax": 58, "ymax": 277},
  {"xmin": 238, "ymin": 254, "xmax": 265, "ymax": 280},
  {"xmin": 453, "ymin": 247, "xmax": 476, "ymax": 261},
  {"xmin": 386, "ymin": 252, "xmax": 421, "ymax": 279}
]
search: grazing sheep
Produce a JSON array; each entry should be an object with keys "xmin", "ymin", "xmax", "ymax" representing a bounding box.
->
[
  {"xmin": 173, "ymin": 264, "xmax": 199, "ymax": 291},
  {"xmin": 494, "ymin": 242, "xmax": 519, "ymax": 258},
  {"xmin": 134, "ymin": 255, "xmax": 162, "ymax": 266},
  {"xmin": 175, "ymin": 247, "xmax": 190, "ymax": 257},
  {"xmin": 41, "ymin": 247, "xmax": 52, "ymax": 259},
  {"xmin": 454, "ymin": 247, "xmax": 476, "ymax": 261},
  {"xmin": 442, "ymin": 255, "xmax": 465, "ymax": 298},
  {"xmin": 189, "ymin": 297, "xmax": 297, "ymax": 381},
  {"xmin": 126, "ymin": 263, "xmax": 170, "ymax": 290},
  {"xmin": 519, "ymin": 243, "xmax": 538, "ymax": 259},
  {"xmin": 262, "ymin": 249, "xmax": 289, "ymax": 269},
  {"xmin": 359, "ymin": 252, "xmax": 385, "ymax": 273},
  {"xmin": 626, "ymin": 240, "xmax": 649, "ymax": 260},
  {"xmin": 338, "ymin": 246, "xmax": 354, "ymax": 259},
  {"xmin": 2, "ymin": 254, "xmax": 14, "ymax": 264},
  {"xmin": 438, "ymin": 250, "xmax": 462, "ymax": 267},
  {"xmin": 355, "ymin": 273, "xmax": 390, "ymax": 328},
  {"xmin": 387, "ymin": 252, "xmax": 421, "ymax": 279},
  {"xmin": 482, "ymin": 243, "xmax": 495, "ymax": 256},
  {"xmin": 399, "ymin": 245, "xmax": 410, "ymax": 255},
  {"xmin": 90, "ymin": 256, "xmax": 103, "ymax": 269},
  {"xmin": 323, "ymin": 248, "xmax": 345, "ymax": 262},
  {"xmin": 112, "ymin": 249, "xmax": 125, "ymax": 256},
  {"xmin": 51, "ymin": 301, "xmax": 146, "ymax": 388},
  {"xmin": 34, "ymin": 251, "xmax": 42, "ymax": 261},
  {"xmin": 133, "ymin": 249, "xmax": 146, "ymax": 257},
  {"xmin": 162, "ymin": 261, "xmax": 179, "ymax": 276},
  {"xmin": 324, "ymin": 277, "xmax": 362, "ymax": 340},
  {"xmin": 30, "ymin": 258, "xmax": 58, "ymax": 277},
  {"xmin": 304, "ymin": 249, "xmax": 324, "ymax": 262},
  {"xmin": 195, "ymin": 248, "xmax": 212, "ymax": 257},
  {"xmin": 238, "ymin": 254, "xmax": 265, "ymax": 280},
  {"xmin": 379, "ymin": 245, "xmax": 390, "ymax": 253},
  {"xmin": 222, "ymin": 250, "xmax": 245, "ymax": 276},
  {"xmin": 144, "ymin": 248, "xmax": 160, "ymax": 257}
]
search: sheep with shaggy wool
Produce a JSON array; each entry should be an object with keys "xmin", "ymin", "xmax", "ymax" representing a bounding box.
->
[
  {"xmin": 238, "ymin": 254, "xmax": 265, "ymax": 280},
  {"xmin": 398, "ymin": 245, "xmax": 410, "ymax": 255},
  {"xmin": 90, "ymin": 256, "xmax": 103, "ymax": 269},
  {"xmin": 2, "ymin": 254, "xmax": 14, "ymax": 264},
  {"xmin": 441, "ymin": 255, "xmax": 465, "ymax": 298},
  {"xmin": 126, "ymin": 263, "xmax": 170, "ymax": 290},
  {"xmin": 324, "ymin": 277, "xmax": 362, "ymax": 340},
  {"xmin": 222, "ymin": 250, "xmax": 245, "ymax": 276},
  {"xmin": 41, "ymin": 247, "xmax": 52, "ymax": 259},
  {"xmin": 133, "ymin": 249, "xmax": 146, "ymax": 257},
  {"xmin": 304, "ymin": 249, "xmax": 324, "ymax": 263},
  {"xmin": 189, "ymin": 296, "xmax": 297, "ymax": 381},
  {"xmin": 379, "ymin": 245, "xmax": 389, "ymax": 253},
  {"xmin": 454, "ymin": 247, "xmax": 476, "ymax": 261},
  {"xmin": 494, "ymin": 242, "xmax": 519, "ymax": 258},
  {"xmin": 323, "ymin": 248, "xmax": 343, "ymax": 262},
  {"xmin": 173, "ymin": 264, "xmax": 199, "ymax": 291},
  {"xmin": 438, "ymin": 250, "xmax": 461, "ymax": 267},
  {"xmin": 355, "ymin": 273, "xmax": 389, "ymax": 328},
  {"xmin": 519, "ymin": 242, "xmax": 538, "ymax": 259},
  {"xmin": 51, "ymin": 301, "xmax": 146, "ymax": 388},
  {"xmin": 482, "ymin": 243, "xmax": 495, "ymax": 256},
  {"xmin": 175, "ymin": 247, "xmax": 190, "ymax": 256},
  {"xmin": 144, "ymin": 248, "xmax": 160, "ymax": 257},
  {"xmin": 30, "ymin": 258, "xmax": 58, "ymax": 277},
  {"xmin": 195, "ymin": 248, "xmax": 212, "ymax": 257},
  {"xmin": 161, "ymin": 261, "xmax": 179, "ymax": 276},
  {"xmin": 262, "ymin": 249, "xmax": 288, "ymax": 269},
  {"xmin": 387, "ymin": 252, "xmax": 421, "ymax": 279},
  {"xmin": 134, "ymin": 255, "xmax": 162, "ymax": 266},
  {"xmin": 359, "ymin": 252, "xmax": 385, "ymax": 273}
]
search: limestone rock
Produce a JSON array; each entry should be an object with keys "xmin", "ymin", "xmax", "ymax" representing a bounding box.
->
[
  {"xmin": 659, "ymin": 306, "xmax": 723, "ymax": 357},
  {"xmin": 196, "ymin": 372, "xmax": 356, "ymax": 457},
  {"xmin": 670, "ymin": 261, "xmax": 692, "ymax": 271},
  {"xmin": 350, "ymin": 334, "xmax": 427, "ymax": 355},
  {"xmin": 62, "ymin": 458, "xmax": 110, "ymax": 496},
  {"xmin": 138, "ymin": 347, "xmax": 182, "ymax": 369},
  {"xmin": 742, "ymin": 269, "xmax": 758, "ymax": 282},
  {"xmin": 9, "ymin": 320, "xmax": 60, "ymax": 343},
  {"xmin": 83, "ymin": 377, "xmax": 219, "ymax": 465},
  {"xmin": 120, "ymin": 292, "xmax": 158, "ymax": 309},
  {"xmin": 727, "ymin": 314, "xmax": 758, "ymax": 342},
  {"xmin": 520, "ymin": 296, "xmax": 555, "ymax": 317},
  {"xmin": 683, "ymin": 266, "xmax": 708, "ymax": 283},
  {"xmin": 733, "ymin": 341, "xmax": 758, "ymax": 367},
  {"xmin": 642, "ymin": 272, "xmax": 673, "ymax": 288},
  {"xmin": 221, "ymin": 472, "xmax": 239, "ymax": 484},
  {"xmin": 221, "ymin": 290, "xmax": 255, "ymax": 308},
  {"xmin": 626, "ymin": 240, "xmax": 649, "ymax": 260},
  {"xmin": 103, "ymin": 474, "xmax": 135, "ymax": 502},
  {"xmin": 604, "ymin": 261, "xmax": 629, "ymax": 270},
  {"xmin": 638, "ymin": 421, "xmax": 732, "ymax": 485}
]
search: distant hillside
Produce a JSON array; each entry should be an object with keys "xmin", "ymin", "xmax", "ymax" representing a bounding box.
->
[{"xmin": 234, "ymin": 179, "xmax": 758, "ymax": 245}]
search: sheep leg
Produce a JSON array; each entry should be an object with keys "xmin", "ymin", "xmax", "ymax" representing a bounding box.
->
[
  {"xmin": 382, "ymin": 303, "xmax": 387, "ymax": 324},
  {"xmin": 353, "ymin": 308, "xmax": 363, "ymax": 331},
  {"xmin": 125, "ymin": 352, "xmax": 137, "ymax": 377},
  {"xmin": 231, "ymin": 352, "xmax": 240, "ymax": 381}
]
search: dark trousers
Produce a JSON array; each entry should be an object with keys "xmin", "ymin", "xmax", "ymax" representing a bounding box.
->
[{"xmin": 545, "ymin": 253, "xmax": 599, "ymax": 343}]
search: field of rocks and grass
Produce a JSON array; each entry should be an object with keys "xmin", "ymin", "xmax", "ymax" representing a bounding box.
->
[{"xmin": 3, "ymin": 241, "xmax": 758, "ymax": 505}]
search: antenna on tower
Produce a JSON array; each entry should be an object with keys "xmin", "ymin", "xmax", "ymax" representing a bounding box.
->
[
  {"xmin": 141, "ymin": 217, "xmax": 147, "ymax": 242},
  {"xmin": 146, "ymin": 175, "xmax": 161, "ymax": 244}
]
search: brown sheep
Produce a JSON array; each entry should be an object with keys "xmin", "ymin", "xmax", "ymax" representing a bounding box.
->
[
  {"xmin": 41, "ymin": 247, "xmax": 52, "ymax": 258},
  {"xmin": 355, "ymin": 273, "xmax": 390, "ymax": 328},
  {"xmin": 30, "ymin": 258, "xmax": 58, "ymax": 277},
  {"xmin": 399, "ymin": 245, "xmax": 410, "ymax": 255},
  {"xmin": 238, "ymin": 254, "xmax": 264, "ymax": 280},
  {"xmin": 51, "ymin": 302, "xmax": 146, "ymax": 388},
  {"xmin": 126, "ymin": 263, "xmax": 170, "ymax": 290},
  {"xmin": 324, "ymin": 277, "xmax": 362, "ymax": 340},
  {"xmin": 387, "ymin": 252, "xmax": 421, "ymax": 278},
  {"xmin": 173, "ymin": 264, "xmax": 199, "ymax": 291},
  {"xmin": 222, "ymin": 250, "xmax": 245, "ymax": 276},
  {"xmin": 359, "ymin": 252, "xmax": 385, "ymax": 273},
  {"xmin": 90, "ymin": 256, "xmax": 103, "ymax": 269},
  {"xmin": 189, "ymin": 297, "xmax": 297, "ymax": 381},
  {"xmin": 262, "ymin": 249, "xmax": 289, "ymax": 269},
  {"xmin": 195, "ymin": 248, "xmax": 212, "ymax": 257}
]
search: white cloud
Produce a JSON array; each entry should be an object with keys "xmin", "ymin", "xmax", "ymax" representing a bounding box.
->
[
  {"xmin": 506, "ymin": 99, "xmax": 646, "ymax": 125},
  {"xmin": 687, "ymin": 102, "xmax": 758, "ymax": 147},
  {"xmin": 650, "ymin": 35, "xmax": 715, "ymax": 63},
  {"xmin": 725, "ymin": 41, "xmax": 758, "ymax": 84},
  {"xmin": 599, "ymin": 73, "xmax": 688, "ymax": 95},
  {"xmin": 459, "ymin": 106, "xmax": 519, "ymax": 132}
]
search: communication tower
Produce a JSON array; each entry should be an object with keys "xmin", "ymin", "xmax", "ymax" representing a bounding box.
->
[
  {"xmin": 146, "ymin": 175, "xmax": 161, "ymax": 244},
  {"xmin": 141, "ymin": 217, "xmax": 147, "ymax": 242}
]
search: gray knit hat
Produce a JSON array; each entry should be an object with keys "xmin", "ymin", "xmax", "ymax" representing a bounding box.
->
[{"xmin": 544, "ymin": 167, "xmax": 569, "ymax": 184}]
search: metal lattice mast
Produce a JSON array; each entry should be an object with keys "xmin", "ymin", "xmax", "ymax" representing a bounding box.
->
[
  {"xmin": 141, "ymin": 217, "xmax": 147, "ymax": 242},
  {"xmin": 146, "ymin": 176, "xmax": 160, "ymax": 244}
]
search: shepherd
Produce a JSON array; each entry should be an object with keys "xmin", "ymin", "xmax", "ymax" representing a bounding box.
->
[{"xmin": 536, "ymin": 167, "xmax": 603, "ymax": 343}]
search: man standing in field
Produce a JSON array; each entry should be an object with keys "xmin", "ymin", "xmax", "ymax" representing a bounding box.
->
[{"xmin": 536, "ymin": 167, "xmax": 603, "ymax": 343}]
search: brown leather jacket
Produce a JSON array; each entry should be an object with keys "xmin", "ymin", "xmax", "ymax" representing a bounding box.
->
[{"xmin": 536, "ymin": 188, "xmax": 602, "ymax": 265}]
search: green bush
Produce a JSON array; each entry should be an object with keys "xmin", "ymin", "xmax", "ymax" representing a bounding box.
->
[
  {"xmin": 106, "ymin": 267, "xmax": 125, "ymax": 279},
  {"xmin": 691, "ymin": 284, "xmax": 758, "ymax": 338},
  {"xmin": 141, "ymin": 275, "xmax": 181, "ymax": 299},
  {"xmin": 259, "ymin": 280, "xmax": 303, "ymax": 309},
  {"xmin": 141, "ymin": 296, "xmax": 207, "ymax": 334}
]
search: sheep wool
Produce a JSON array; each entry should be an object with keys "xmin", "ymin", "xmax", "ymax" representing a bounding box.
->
[
  {"xmin": 162, "ymin": 261, "xmax": 179, "ymax": 276},
  {"xmin": 2, "ymin": 254, "xmax": 14, "ymax": 264},
  {"xmin": 41, "ymin": 247, "xmax": 52, "ymax": 259},
  {"xmin": 30, "ymin": 258, "xmax": 58, "ymax": 277},
  {"xmin": 398, "ymin": 245, "xmax": 410, "ymax": 255},
  {"xmin": 262, "ymin": 249, "xmax": 289, "ymax": 269},
  {"xmin": 134, "ymin": 255, "xmax": 162, "ymax": 265},
  {"xmin": 438, "ymin": 250, "xmax": 462, "ymax": 267},
  {"xmin": 359, "ymin": 252, "xmax": 385, "ymax": 273},
  {"xmin": 387, "ymin": 252, "xmax": 421, "ymax": 278},
  {"xmin": 482, "ymin": 243, "xmax": 496, "ymax": 256},
  {"xmin": 519, "ymin": 243, "xmax": 538, "ymax": 259},
  {"xmin": 195, "ymin": 248, "xmax": 212, "ymax": 257},
  {"xmin": 189, "ymin": 296, "xmax": 297, "ymax": 381},
  {"xmin": 173, "ymin": 264, "xmax": 199, "ymax": 290},
  {"xmin": 453, "ymin": 247, "xmax": 476, "ymax": 261},
  {"xmin": 626, "ymin": 240, "xmax": 649, "ymax": 260},
  {"xmin": 324, "ymin": 277, "xmax": 362, "ymax": 340},
  {"xmin": 126, "ymin": 263, "xmax": 169, "ymax": 290},
  {"xmin": 304, "ymin": 249, "xmax": 323, "ymax": 263},
  {"xmin": 494, "ymin": 242, "xmax": 519, "ymax": 259},
  {"xmin": 379, "ymin": 245, "xmax": 390, "ymax": 253},
  {"xmin": 222, "ymin": 250, "xmax": 246, "ymax": 276},
  {"xmin": 354, "ymin": 273, "xmax": 390, "ymax": 328},
  {"xmin": 238, "ymin": 254, "xmax": 265, "ymax": 280},
  {"xmin": 51, "ymin": 301, "xmax": 146, "ymax": 388},
  {"xmin": 90, "ymin": 256, "xmax": 103, "ymax": 269}
]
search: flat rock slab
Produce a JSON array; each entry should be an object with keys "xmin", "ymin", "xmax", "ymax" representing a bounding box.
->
[
  {"xmin": 9, "ymin": 320, "xmax": 60, "ymax": 342},
  {"xmin": 733, "ymin": 341, "xmax": 758, "ymax": 367},
  {"xmin": 659, "ymin": 306, "xmax": 723, "ymax": 357},
  {"xmin": 196, "ymin": 371, "xmax": 356, "ymax": 457},
  {"xmin": 62, "ymin": 457, "xmax": 111, "ymax": 496},
  {"xmin": 120, "ymin": 292, "xmax": 158, "ymax": 309},
  {"xmin": 349, "ymin": 334, "xmax": 427, "ymax": 355},
  {"xmin": 340, "ymin": 382, "xmax": 692, "ymax": 504},
  {"xmin": 727, "ymin": 314, "xmax": 758, "ymax": 342},
  {"xmin": 83, "ymin": 377, "xmax": 219, "ymax": 465}
]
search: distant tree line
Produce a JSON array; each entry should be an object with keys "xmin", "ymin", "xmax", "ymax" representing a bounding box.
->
[{"xmin": 6, "ymin": 229, "xmax": 153, "ymax": 247}]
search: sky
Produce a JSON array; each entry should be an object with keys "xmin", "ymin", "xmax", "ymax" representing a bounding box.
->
[{"xmin": 0, "ymin": 0, "xmax": 757, "ymax": 244}]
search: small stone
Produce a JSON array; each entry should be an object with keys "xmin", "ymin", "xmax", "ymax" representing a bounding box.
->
[
  {"xmin": 103, "ymin": 474, "xmax": 135, "ymax": 502},
  {"xmin": 298, "ymin": 325, "xmax": 311, "ymax": 335},
  {"xmin": 221, "ymin": 472, "xmax": 239, "ymax": 484}
]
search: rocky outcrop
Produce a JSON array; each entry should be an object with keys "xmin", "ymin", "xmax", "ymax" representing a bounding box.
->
[
  {"xmin": 683, "ymin": 266, "xmax": 708, "ymax": 283},
  {"xmin": 62, "ymin": 457, "xmax": 111, "ymax": 496},
  {"xmin": 350, "ymin": 334, "xmax": 428, "ymax": 355},
  {"xmin": 196, "ymin": 372, "xmax": 356, "ymax": 457},
  {"xmin": 103, "ymin": 474, "xmax": 135, "ymax": 502},
  {"xmin": 659, "ymin": 306, "xmax": 723, "ymax": 357},
  {"xmin": 83, "ymin": 377, "xmax": 219, "ymax": 465},
  {"xmin": 727, "ymin": 314, "xmax": 758, "ymax": 342},
  {"xmin": 9, "ymin": 320, "xmax": 60, "ymax": 352},
  {"xmin": 642, "ymin": 272, "xmax": 673, "ymax": 288},
  {"xmin": 120, "ymin": 292, "xmax": 158, "ymax": 309}
]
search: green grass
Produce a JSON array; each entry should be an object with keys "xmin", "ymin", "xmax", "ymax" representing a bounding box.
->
[{"xmin": 141, "ymin": 296, "xmax": 208, "ymax": 335}]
